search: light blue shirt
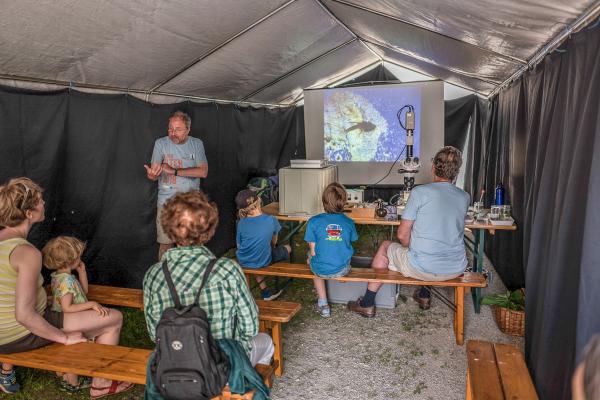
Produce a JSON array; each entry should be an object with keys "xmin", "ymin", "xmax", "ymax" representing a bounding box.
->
[
  {"xmin": 402, "ymin": 182, "xmax": 470, "ymax": 275},
  {"xmin": 151, "ymin": 136, "xmax": 207, "ymax": 206}
]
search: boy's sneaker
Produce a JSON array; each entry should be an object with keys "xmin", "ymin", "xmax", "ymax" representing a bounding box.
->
[
  {"xmin": 316, "ymin": 303, "xmax": 331, "ymax": 318},
  {"xmin": 261, "ymin": 288, "xmax": 283, "ymax": 301},
  {"xmin": 0, "ymin": 369, "xmax": 20, "ymax": 394}
]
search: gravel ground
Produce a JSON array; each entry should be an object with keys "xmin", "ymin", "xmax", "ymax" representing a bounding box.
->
[{"xmin": 268, "ymin": 254, "xmax": 523, "ymax": 400}]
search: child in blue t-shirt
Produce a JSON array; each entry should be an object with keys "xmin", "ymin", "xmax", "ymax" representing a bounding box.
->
[
  {"xmin": 235, "ymin": 189, "xmax": 290, "ymax": 301},
  {"xmin": 304, "ymin": 183, "xmax": 358, "ymax": 317}
]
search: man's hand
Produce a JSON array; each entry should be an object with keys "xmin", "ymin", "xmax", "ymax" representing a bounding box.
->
[
  {"xmin": 144, "ymin": 163, "xmax": 163, "ymax": 180},
  {"xmin": 63, "ymin": 331, "xmax": 86, "ymax": 345},
  {"xmin": 161, "ymin": 163, "xmax": 176, "ymax": 175}
]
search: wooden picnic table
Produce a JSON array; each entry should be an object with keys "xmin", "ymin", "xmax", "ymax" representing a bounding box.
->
[{"xmin": 262, "ymin": 202, "xmax": 517, "ymax": 313}]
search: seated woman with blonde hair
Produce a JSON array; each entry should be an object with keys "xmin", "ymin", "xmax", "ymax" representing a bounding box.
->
[{"xmin": 0, "ymin": 177, "xmax": 132, "ymax": 398}]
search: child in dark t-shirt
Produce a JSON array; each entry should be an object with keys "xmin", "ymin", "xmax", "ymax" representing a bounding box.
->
[
  {"xmin": 235, "ymin": 189, "xmax": 290, "ymax": 301},
  {"xmin": 304, "ymin": 183, "xmax": 358, "ymax": 317}
]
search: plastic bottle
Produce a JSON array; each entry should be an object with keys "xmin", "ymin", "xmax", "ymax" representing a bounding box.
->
[{"xmin": 494, "ymin": 183, "xmax": 505, "ymax": 205}]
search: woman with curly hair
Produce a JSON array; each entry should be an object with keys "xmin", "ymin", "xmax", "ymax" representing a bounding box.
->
[{"xmin": 143, "ymin": 190, "xmax": 274, "ymax": 366}]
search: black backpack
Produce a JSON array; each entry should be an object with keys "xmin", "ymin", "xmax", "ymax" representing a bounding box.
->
[{"xmin": 152, "ymin": 258, "xmax": 230, "ymax": 400}]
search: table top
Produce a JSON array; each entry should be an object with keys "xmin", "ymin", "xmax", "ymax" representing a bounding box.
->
[{"xmin": 263, "ymin": 202, "xmax": 517, "ymax": 231}]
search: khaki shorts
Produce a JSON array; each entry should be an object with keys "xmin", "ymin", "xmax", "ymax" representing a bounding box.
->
[
  {"xmin": 156, "ymin": 205, "xmax": 173, "ymax": 245},
  {"xmin": 387, "ymin": 242, "xmax": 461, "ymax": 281}
]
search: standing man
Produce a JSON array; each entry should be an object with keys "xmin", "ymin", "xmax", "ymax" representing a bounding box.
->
[
  {"xmin": 144, "ymin": 111, "xmax": 208, "ymax": 260},
  {"xmin": 347, "ymin": 146, "xmax": 470, "ymax": 317}
]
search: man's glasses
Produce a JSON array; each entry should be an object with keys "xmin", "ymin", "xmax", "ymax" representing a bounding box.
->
[{"xmin": 168, "ymin": 127, "xmax": 187, "ymax": 134}]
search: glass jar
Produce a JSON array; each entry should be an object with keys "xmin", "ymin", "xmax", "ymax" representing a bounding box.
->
[
  {"xmin": 490, "ymin": 205, "xmax": 501, "ymax": 220},
  {"xmin": 500, "ymin": 205, "xmax": 512, "ymax": 220}
]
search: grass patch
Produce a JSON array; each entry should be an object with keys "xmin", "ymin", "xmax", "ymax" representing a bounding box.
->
[{"xmin": 413, "ymin": 381, "xmax": 428, "ymax": 394}]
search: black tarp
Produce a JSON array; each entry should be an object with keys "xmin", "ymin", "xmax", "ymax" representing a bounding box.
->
[
  {"xmin": 476, "ymin": 20, "xmax": 600, "ymax": 399},
  {"xmin": 0, "ymin": 87, "xmax": 304, "ymax": 287},
  {"xmin": 476, "ymin": 88, "xmax": 527, "ymax": 291}
]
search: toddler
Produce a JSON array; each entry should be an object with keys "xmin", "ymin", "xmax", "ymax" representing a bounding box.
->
[
  {"xmin": 304, "ymin": 183, "xmax": 358, "ymax": 317},
  {"xmin": 42, "ymin": 236, "xmax": 110, "ymax": 392}
]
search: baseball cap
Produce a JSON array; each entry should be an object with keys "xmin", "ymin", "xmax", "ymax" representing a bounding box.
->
[{"xmin": 235, "ymin": 189, "xmax": 259, "ymax": 209}]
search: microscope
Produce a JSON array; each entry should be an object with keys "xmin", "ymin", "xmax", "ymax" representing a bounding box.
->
[{"xmin": 396, "ymin": 105, "xmax": 420, "ymax": 206}]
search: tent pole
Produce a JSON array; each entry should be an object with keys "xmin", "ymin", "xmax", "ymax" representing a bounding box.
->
[
  {"xmin": 313, "ymin": 0, "xmax": 383, "ymax": 63},
  {"xmin": 328, "ymin": 0, "xmax": 527, "ymax": 65},
  {"xmin": 148, "ymin": 0, "xmax": 296, "ymax": 94},
  {"xmin": 488, "ymin": 2, "xmax": 600, "ymax": 98},
  {"xmin": 239, "ymin": 38, "xmax": 360, "ymax": 102},
  {"xmin": 0, "ymin": 74, "xmax": 289, "ymax": 108},
  {"xmin": 360, "ymin": 38, "xmax": 500, "ymax": 86}
]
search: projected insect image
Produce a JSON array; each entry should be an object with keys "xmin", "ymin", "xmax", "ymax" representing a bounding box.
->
[{"xmin": 323, "ymin": 87, "xmax": 421, "ymax": 162}]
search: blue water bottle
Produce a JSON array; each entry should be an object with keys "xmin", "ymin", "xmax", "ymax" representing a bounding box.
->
[{"xmin": 494, "ymin": 183, "xmax": 505, "ymax": 205}]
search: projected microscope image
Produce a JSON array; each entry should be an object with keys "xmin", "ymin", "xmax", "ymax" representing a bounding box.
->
[{"xmin": 323, "ymin": 87, "xmax": 421, "ymax": 162}]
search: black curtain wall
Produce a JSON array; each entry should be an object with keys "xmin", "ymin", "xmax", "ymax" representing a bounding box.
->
[
  {"xmin": 444, "ymin": 94, "xmax": 490, "ymax": 196},
  {"xmin": 477, "ymin": 21, "xmax": 600, "ymax": 399},
  {"xmin": 0, "ymin": 88, "xmax": 304, "ymax": 287}
]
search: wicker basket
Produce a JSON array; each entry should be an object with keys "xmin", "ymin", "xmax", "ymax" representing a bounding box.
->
[{"xmin": 492, "ymin": 306, "xmax": 525, "ymax": 337}]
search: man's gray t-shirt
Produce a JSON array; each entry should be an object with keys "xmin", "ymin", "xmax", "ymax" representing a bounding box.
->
[
  {"xmin": 150, "ymin": 136, "xmax": 207, "ymax": 206},
  {"xmin": 401, "ymin": 182, "xmax": 470, "ymax": 275}
]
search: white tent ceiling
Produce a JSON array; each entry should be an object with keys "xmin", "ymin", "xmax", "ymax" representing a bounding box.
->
[{"xmin": 1, "ymin": 0, "xmax": 599, "ymax": 105}]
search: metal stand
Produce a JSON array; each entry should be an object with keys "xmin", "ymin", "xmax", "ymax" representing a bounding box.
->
[
  {"xmin": 464, "ymin": 229, "xmax": 485, "ymax": 313},
  {"xmin": 429, "ymin": 286, "xmax": 457, "ymax": 312},
  {"xmin": 271, "ymin": 220, "xmax": 306, "ymax": 292}
]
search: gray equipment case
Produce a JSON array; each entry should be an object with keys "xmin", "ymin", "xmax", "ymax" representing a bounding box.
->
[{"xmin": 326, "ymin": 256, "xmax": 399, "ymax": 309}]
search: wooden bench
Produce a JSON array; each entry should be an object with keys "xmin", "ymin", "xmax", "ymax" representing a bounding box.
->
[
  {"xmin": 466, "ymin": 340, "xmax": 537, "ymax": 400},
  {"xmin": 243, "ymin": 262, "xmax": 487, "ymax": 345},
  {"xmin": 0, "ymin": 342, "xmax": 276, "ymax": 399},
  {"xmin": 83, "ymin": 284, "xmax": 300, "ymax": 376}
]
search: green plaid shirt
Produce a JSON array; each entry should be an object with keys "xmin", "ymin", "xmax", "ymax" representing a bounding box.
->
[{"xmin": 143, "ymin": 246, "xmax": 258, "ymax": 354}]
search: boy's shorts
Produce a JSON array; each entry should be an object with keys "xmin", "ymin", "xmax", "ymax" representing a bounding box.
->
[
  {"xmin": 271, "ymin": 244, "xmax": 290, "ymax": 263},
  {"xmin": 242, "ymin": 244, "xmax": 290, "ymax": 269},
  {"xmin": 307, "ymin": 251, "xmax": 351, "ymax": 278}
]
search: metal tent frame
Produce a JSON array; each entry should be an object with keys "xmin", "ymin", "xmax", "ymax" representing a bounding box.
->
[{"xmin": 1, "ymin": 0, "xmax": 599, "ymax": 105}]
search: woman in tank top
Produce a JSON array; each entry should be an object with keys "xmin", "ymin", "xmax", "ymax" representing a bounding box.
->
[{"xmin": 0, "ymin": 178, "xmax": 132, "ymax": 398}]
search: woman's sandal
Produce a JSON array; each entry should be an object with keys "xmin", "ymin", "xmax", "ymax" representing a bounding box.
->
[
  {"xmin": 90, "ymin": 380, "xmax": 134, "ymax": 399},
  {"xmin": 59, "ymin": 376, "xmax": 92, "ymax": 393}
]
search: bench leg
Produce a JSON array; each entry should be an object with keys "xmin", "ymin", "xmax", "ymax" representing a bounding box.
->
[
  {"xmin": 271, "ymin": 322, "xmax": 283, "ymax": 377},
  {"xmin": 454, "ymin": 287, "xmax": 464, "ymax": 345},
  {"xmin": 466, "ymin": 368, "xmax": 473, "ymax": 400},
  {"xmin": 259, "ymin": 321, "xmax": 283, "ymax": 377}
]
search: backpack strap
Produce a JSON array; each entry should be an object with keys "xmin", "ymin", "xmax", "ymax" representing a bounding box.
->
[
  {"xmin": 161, "ymin": 260, "xmax": 182, "ymax": 309},
  {"xmin": 193, "ymin": 257, "xmax": 219, "ymax": 306}
]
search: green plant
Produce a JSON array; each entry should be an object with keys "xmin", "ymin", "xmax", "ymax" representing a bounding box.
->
[{"xmin": 481, "ymin": 290, "xmax": 525, "ymax": 311}]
